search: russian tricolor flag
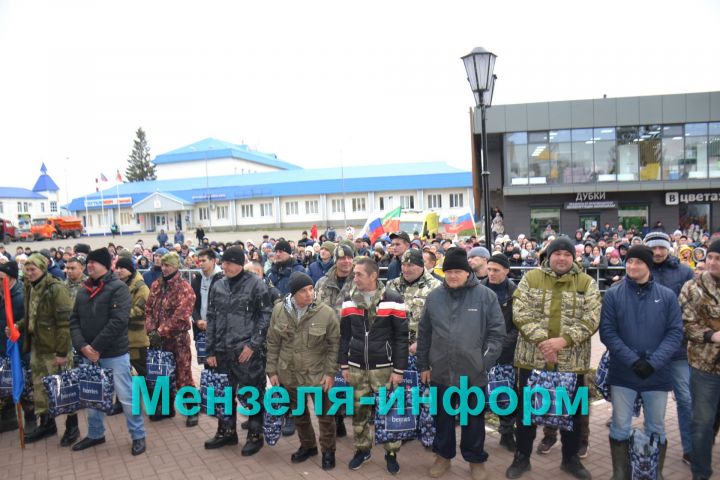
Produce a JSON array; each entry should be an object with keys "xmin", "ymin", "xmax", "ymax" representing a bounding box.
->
[{"xmin": 368, "ymin": 218, "xmax": 384, "ymax": 244}]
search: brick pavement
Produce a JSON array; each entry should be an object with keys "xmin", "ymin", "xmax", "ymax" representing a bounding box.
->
[{"xmin": 1, "ymin": 333, "xmax": 716, "ymax": 479}]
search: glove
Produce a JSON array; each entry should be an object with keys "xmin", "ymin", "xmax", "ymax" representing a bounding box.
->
[
  {"xmin": 632, "ymin": 359, "xmax": 654, "ymax": 379},
  {"xmin": 148, "ymin": 330, "xmax": 162, "ymax": 350}
]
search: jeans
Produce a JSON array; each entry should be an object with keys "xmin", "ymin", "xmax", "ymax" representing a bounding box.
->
[
  {"xmin": 609, "ymin": 385, "xmax": 667, "ymax": 442},
  {"xmin": 87, "ymin": 353, "xmax": 145, "ymax": 441},
  {"xmin": 670, "ymin": 359, "xmax": 693, "ymax": 454},
  {"xmin": 690, "ymin": 367, "xmax": 720, "ymax": 480},
  {"xmin": 515, "ymin": 369, "xmax": 583, "ymax": 461},
  {"xmin": 432, "ymin": 383, "xmax": 488, "ymax": 463}
]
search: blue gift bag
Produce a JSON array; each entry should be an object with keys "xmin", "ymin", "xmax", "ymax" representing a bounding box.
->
[
  {"xmin": 629, "ymin": 429, "xmax": 661, "ymax": 480},
  {"xmin": 78, "ymin": 364, "xmax": 115, "ymax": 414},
  {"xmin": 416, "ymin": 383, "xmax": 436, "ymax": 448},
  {"xmin": 195, "ymin": 332, "xmax": 207, "ymax": 362},
  {"xmin": 596, "ymin": 350, "xmax": 643, "ymax": 417},
  {"xmin": 146, "ymin": 349, "xmax": 176, "ymax": 389},
  {"xmin": 0, "ymin": 356, "xmax": 33, "ymax": 400},
  {"xmin": 263, "ymin": 390, "xmax": 284, "ymax": 446},
  {"xmin": 488, "ymin": 364, "xmax": 515, "ymax": 409},
  {"xmin": 43, "ymin": 369, "xmax": 81, "ymax": 417},
  {"xmin": 374, "ymin": 388, "xmax": 418, "ymax": 444},
  {"xmin": 527, "ymin": 369, "xmax": 577, "ymax": 431},
  {"xmin": 200, "ymin": 369, "xmax": 233, "ymax": 420}
]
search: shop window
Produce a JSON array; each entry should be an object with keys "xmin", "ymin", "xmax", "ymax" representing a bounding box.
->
[
  {"xmin": 549, "ymin": 130, "xmax": 571, "ymax": 185},
  {"xmin": 679, "ymin": 204, "xmax": 710, "ymax": 234},
  {"xmin": 639, "ymin": 125, "xmax": 662, "ymax": 180},
  {"xmin": 505, "ymin": 132, "xmax": 529, "ymax": 185},
  {"xmin": 530, "ymin": 207, "xmax": 560, "ymax": 241},
  {"xmin": 618, "ymin": 204, "xmax": 648, "ymax": 232},
  {"xmin": 662, "ymin": 125, "xmax": 684, "ymax": 180},
  {"xmin": 593, "ymin": 128, "xmax": 616, "ymax": 182},
  {"xmin": 571, "ymin": 129, "xmax": 594, "ymax": 183},
  {"xmin": 616, "ymin": 127, "xmax": 639, "ymax": 181},
  {"xmin": 684, "ymin": 123, "xmax": 708, "ymax": 179},
  {"xmin": 708, "ymin": 123, "xmax": 720, "ymax": 178}
]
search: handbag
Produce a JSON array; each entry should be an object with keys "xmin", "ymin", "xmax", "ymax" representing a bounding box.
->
[
  {"xmin": 0, "ymin": 356, "xmax": 33, "ymax": 400},
  {"xmin": 146, "ymin": 349, "xmax": 176, "ymax": 390},
  {"xmin": 199, "ymin": 369, "xmax": 233, "ymax": 420},
  {"xmin": 527, "ymin": 368, "xmax": 578, "ymax": 431},
  {"xmin": 78, "ymin": 363, "xmax": 115, "ymax": 414},
  {"xmin": 374, "ymin": 387, "xmax": 418, "ymax": 444},
  {"xmin": 488, "ymin": 363, "xmax": 515, "ymax": 409},
  {"xmin": 195, "ymin": 332, "xmax": 207, "ymax": 362},
  {"xmin": 263, "ymin": 390, "xmax": 284, "ymax": 446},
  {"xmin": 416, "ymin": 383, "xmax": 436, "ymax": 448},
  {"xmin": 596, "ymin": 350, "xmax": 643, "ymax": 417},
  {"xmin": 629, "ymin": 429, "xmax": 661, "ymax": 480},
  {"xmin": 43, "ymin": 368, "xmax": 81, "ymax": 417}
]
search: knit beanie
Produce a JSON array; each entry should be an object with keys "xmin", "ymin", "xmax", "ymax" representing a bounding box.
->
[
  {"xmin": 116, "ymin": 257, "xmax": 136, "ymax": 276},
  {"xmin": 222, "ymin": 246, "xmax": 246, "ymax": 266},
  {"xmin": 487, "ymin": 253, "xmax": 510, "ymax": 270},
  {"xmin": 26, "ymin": 253, "xmax": 48, "ymax": 272},
  {"xmin": 626, "ymin": 245, "xmax": 654, "ymax": 270},
  {"xmin": 87, "ymin": 248, "xmax": 112, "ymax": 271},
  {"xmin": 0, "ymin": 260, "xmax": 19, "ymax": 279},
  {"xmin": 274, "ymin": 240, "xmax": 292, "ymax": 255},
  {"xmin": 160, "ymin": 252, "xmax": 181, "ymax": 269},
  {"xmin": 288, "ymin": 271, "xmax": 314, "ymax": 296},
  {"xmin": 468, "ymin": 246, "xmax": 491, "ymax": 259},
  {"xmin": 546, "ymin": 237, "xmax": 575, "ymax": 258},
  {"xmin": 402, "ymin": 249, "xmax": 424, "ymax": 268},
  {"xmin": 644, "ymin": 231, "xmax": 672, "ymax": 250},
  {"xmin": 334, "ymin": 242, "xmax": 355, "ymax": 261},
  {"xmin": 707, "ymin": 239, "xmax": 720, "ymax": 256},
  {"xmin": 320, "ymin": 241, "xmax": 336, "ymax": 255},
  {"xmin": 442, "ymin": 247, "xmax": 472, "ymax": 273}
]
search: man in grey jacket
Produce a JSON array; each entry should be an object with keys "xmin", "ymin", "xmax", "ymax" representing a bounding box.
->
[
  {"xmin": 417, "ymin": 247, "xmax": 506, "ymax": 480},
  {"xmin": 204, "ymin": 246, "xmax": 273, "ymax": 456}
]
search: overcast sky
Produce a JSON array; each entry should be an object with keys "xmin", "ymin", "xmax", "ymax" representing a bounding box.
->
[{"xmin": 1, "ymin": 0, "xmax": 718, "ymax": 204}]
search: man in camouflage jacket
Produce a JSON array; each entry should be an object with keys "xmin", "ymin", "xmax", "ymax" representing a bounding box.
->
[
  {"xmin": 144, "ymin": 252, "xmax": 196, "ymax": 425},
  {"xmin": 386, "ymin": 249, "xmax": 440, "ymax": 349},
  {"xmin": 680, "ymin": 239, "xmax": 720, "ymax": 480},
  {"xmin": 506, "ymin": 237, "xmax": 601, "ymax": 480}
]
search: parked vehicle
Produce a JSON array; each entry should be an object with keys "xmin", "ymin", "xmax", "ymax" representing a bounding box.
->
[
  {"xmin": 31, "ymin": 217, "xmax": 84, "ymax": 240},
  {"xmin": 0, "ymin": 218, "xmax": 17, "ymax": 243}
]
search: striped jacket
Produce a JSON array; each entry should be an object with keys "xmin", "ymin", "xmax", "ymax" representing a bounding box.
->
[{"xmin": 338, "ymin": 283, "xmax": 409, "ymax": 373}]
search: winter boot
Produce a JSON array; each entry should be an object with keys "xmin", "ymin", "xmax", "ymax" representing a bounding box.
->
[
  {"xmin": 657, "ymin": 441, "xmax": 667, "ymax": 480},
  {"xmin": 241, "ymin": 430, "xmax": 264, "ymax": 456},
  {"xmin": 60, "ymin": 414, "xmax": 80, "ymax": 447},
  {"xmin": 204, "ymin": 420, "xmax": 238, "ymax": 449},
  {"xmin": 24, "ymin": 413, "xmax": 57, "ymax": 443},
  {"xmin": 609, "ymin": 437, "xmax": 630, "ymax": 480},
  {"xmin": 0, "ymin": 402, "xmax": 18, "ymax": 433}
]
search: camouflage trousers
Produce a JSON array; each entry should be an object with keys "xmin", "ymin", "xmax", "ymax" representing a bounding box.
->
[
  {"xmin": 348, "ymin": 366, "xmax": 401, "ymax": 453},
  {"xmin": 160, "ymin": 333, "xmax": 194, "ymax": 389},
  {"xmin": 30, "ymin": 350, "xmax": 73, "ymax": 416}
]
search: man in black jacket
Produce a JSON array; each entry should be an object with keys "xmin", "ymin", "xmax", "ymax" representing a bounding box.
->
[
  {"xmin": 481, "ymin": 254, "xmax": 518, "ymax": 452},
  {"xmin": 339, "ymin": 257, "xmax": 408, "ymax": 475},
  {"xmin": 69, "ymin": 247, "xmax": 146, "ymax": 456},
  {"xmin": 204, "ymin": 246, "xmax": 273, "ymax": 456},
  {"xmin": 417, "ymin": 247, "xmax": 505, "ymax": 480}
]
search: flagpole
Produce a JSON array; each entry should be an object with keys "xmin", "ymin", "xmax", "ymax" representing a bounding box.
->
[
  {"xmin": 84, "ymin": 194, "xmax": 89, "ymax": 232},
  {"xmin": 3, "ymin": 277, "xmax": 24, "ymax": 449},
  {"xmin": 100, "ymin": 187, "xmax": 106, "ymax": 237},
  {"xmin": 116, "ymin": 173, "xmax": 121, "ymax": 235}
]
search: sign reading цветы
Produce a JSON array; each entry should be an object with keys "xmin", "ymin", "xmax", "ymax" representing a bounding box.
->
[{"xmin": 666, "ymin": 191, "xmax": 720, "ymax": 205}]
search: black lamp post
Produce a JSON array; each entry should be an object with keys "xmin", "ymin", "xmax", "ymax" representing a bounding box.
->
[{"xmin": 462, "ymin": 47, "xmax": 496, "ymax": 244}]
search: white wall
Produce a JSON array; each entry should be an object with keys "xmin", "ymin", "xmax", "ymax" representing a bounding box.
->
[{"xmin": 0, "ymin": 196, "xmax": 49, "ymax": 227}]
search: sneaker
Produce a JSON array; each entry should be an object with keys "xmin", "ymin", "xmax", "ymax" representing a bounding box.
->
[
  {"xmin": 536, "ymin": 435, "xmax": 557, "ymax": 454},
  {"xmin": 560, "ymin": 455, "xmax": 591, "ymax": 480},
  {"xmin": 385, "ymin": 452, "xmax": 400, "ymax": 475},
  {"xmin": 506, "ymin": 452, "xmax": 531, "ymax": 479},
  {"xmin": 578, "ymin": 442, "xmax": 589, "ymax": 459},
  {"xmin": 348, "ymin": 450, "xmax": 371, "ymax": 471},
  {"xmin": 683, "ymin": 452, "xmax": 691, "ymax": 466}
]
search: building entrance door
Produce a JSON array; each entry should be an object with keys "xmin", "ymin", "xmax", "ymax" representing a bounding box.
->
[{"xmin": 579, "ymin": 213, "xmax": 601, "ymax": 233}]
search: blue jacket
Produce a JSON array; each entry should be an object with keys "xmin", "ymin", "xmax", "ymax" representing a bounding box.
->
[
  {"xmin": 143, "ymin": 266, "xmax": 163, "ymax": 288},
  {"xmin": 0, "ymin": 280, "xmax": 25, "ymax": 357},
  {"xmin": 600, "ymin": 277, "xmax": 683, "ymax": 392},
  {"xmin": 650, "ymin": 255, "xmax": 694, "ymax": 360},
  {"xmin": 308, "ymin": 259, "xmax": 334, "ymax": 285},
  {"xmin": 268, "ymin": 259, "xmax": 306, "ymax": 296},
  {"xmin": 386, "ymin": 256, "xmax": 401, "ymax": 281}
]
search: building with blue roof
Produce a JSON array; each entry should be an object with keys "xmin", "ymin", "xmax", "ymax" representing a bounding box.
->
[
  {"xmin": 1, "ymin": 164, "xmax": 61, "ymax": 229},
  {"xmin": 66, "ymin": 138, "xmax": 473, "ymax": 235}
]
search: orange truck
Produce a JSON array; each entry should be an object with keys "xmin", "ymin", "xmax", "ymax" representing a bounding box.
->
[{"xmin": 31, "ymin": 217, "xmax": 84, "ymax": 240}]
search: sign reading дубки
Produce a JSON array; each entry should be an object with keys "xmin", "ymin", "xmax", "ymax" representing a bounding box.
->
[
  {"xmin": 564, "ymin": 192, "xmax": 617, "ymax": 210},
  {"xmin": 666, "ymin": 191, "xmax": 720, "ymax": 205}
]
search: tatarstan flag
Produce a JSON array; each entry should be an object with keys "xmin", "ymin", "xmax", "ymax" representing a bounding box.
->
[{"xmin": 381, "ymin": 207, "xmax": 402, "ymax": 234}]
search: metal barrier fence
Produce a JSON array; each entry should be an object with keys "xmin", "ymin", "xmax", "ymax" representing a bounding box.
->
[{"xmin": 139, "ymin": 265, "xmax": 625, "ymax": 293}]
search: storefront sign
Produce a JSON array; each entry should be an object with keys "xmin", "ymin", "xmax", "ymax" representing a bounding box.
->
[
  {"xmin": 84, "ymin": 197, "xmax": 132, "ymax": 208},
  {"xmin": 574, "ymin": 192, "xmax": 607, "ymax": 202},
  {"xmin": 665, "ymin": 191, "xmax": 720, "ymax": 205},
  {"xmin": 564, "ymin": 201, "xmax": 617, "ymax": 210}
]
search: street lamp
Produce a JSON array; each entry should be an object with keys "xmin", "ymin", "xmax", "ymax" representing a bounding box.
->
[{"xmin": 462, "ymin": 47, "xmax": 497, "ymax": 245}]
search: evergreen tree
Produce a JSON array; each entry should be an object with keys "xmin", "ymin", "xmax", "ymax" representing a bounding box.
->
[{"xmin": 125, "ymin": 127, "xmax": 157, "ymax": 181}]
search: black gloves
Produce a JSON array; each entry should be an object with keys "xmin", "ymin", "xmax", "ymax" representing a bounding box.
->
[{"xmin": 632, "ymin": 359, "xmax": 654, "ymax": 379}]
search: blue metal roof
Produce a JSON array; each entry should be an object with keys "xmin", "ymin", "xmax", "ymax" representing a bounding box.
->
[
  {"xmin": 0, "ymin": 187, "xmax": 48, "ymax": 200},
  {"xmin": 33, "ymin": 174, "xmax": 60, "ymax": 192},
  {"xmin": 153, "ymin": 138, "xmax": 300, "ymax": 170},
  {"xmin": 66, "ymin": 162, "xmax": 471, "ymax": 212}
]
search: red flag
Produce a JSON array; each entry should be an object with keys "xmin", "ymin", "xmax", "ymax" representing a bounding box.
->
[
  {"xmin": 116, "ymin": 169, "xmax": 123, "ymax": 182},
  {"xmin": 95, "ymin": 178, "xmax": 99, "ymax": 193},
  {"xmin": 100, "ymin": 173, "xmax": 108, "ymax": 182},
  {"xmin": 3, "ymin": 277, "xmax": 19, "ymax": 342}
]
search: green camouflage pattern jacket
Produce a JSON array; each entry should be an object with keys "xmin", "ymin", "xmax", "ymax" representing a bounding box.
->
[{"xmin": 680, "ymin": 271, "xmax": 720, "ymax": 375}]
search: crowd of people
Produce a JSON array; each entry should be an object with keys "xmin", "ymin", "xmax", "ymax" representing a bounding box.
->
[{"xmin": 0, "ymin": 220, "xmax": 719, "ymax": 480}]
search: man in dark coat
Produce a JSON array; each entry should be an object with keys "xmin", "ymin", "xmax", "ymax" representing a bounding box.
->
[
  {"xmin": 204, "ymin": 246, "xmax": 273, "ymax": 456},
  {"xmin": 69, "ymin": 248, "xmax": 146, "ymax": 455}
]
